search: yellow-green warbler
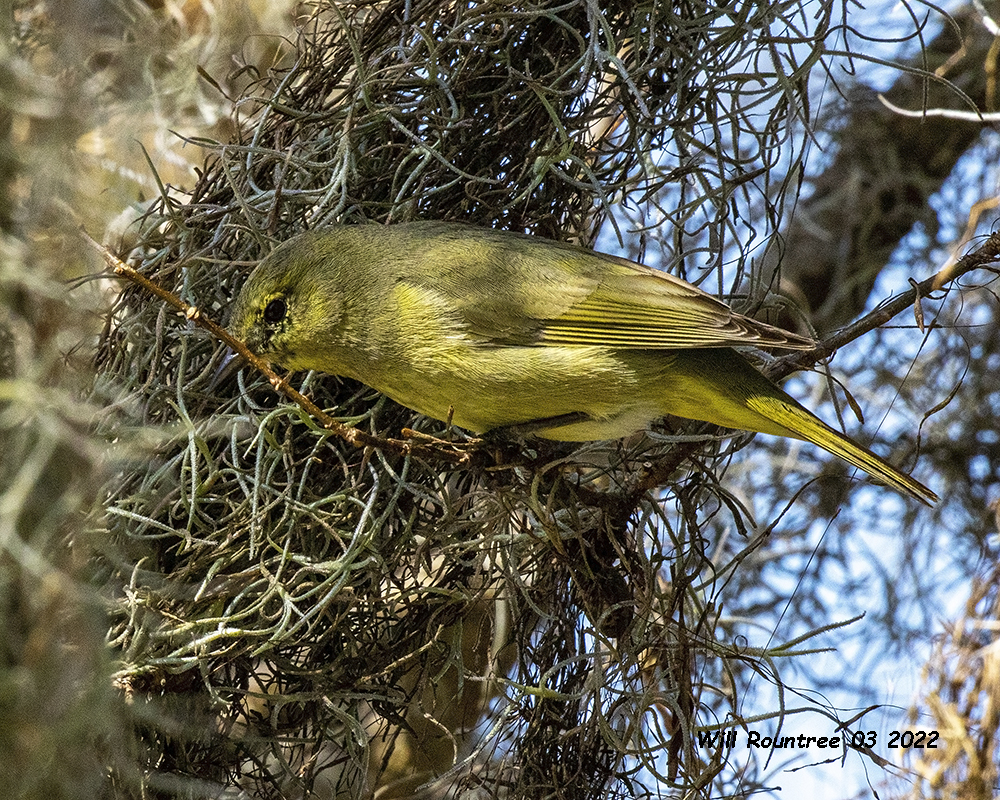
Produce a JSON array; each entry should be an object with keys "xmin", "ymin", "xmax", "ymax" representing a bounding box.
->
[{"xmin": 228, "ymin": 222, "xmax": 936, "ymax": 504}]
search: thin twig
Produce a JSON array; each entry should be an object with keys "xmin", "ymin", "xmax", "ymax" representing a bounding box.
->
[
  {"xmin": 84, "ymin": 228, "xmax": 1000, "ymax": 478},
  {"xmin": 768, "ymin": 232, "xmax": 1000, "ymax": 381},
  {"xmin": 81, "ymin": 228, "xmax": 476, "ymax": 466}
]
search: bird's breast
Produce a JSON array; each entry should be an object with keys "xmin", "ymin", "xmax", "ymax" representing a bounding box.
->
[{"xmin": 360, "ymin": 339, "xmax": 658, "ymax": 436}]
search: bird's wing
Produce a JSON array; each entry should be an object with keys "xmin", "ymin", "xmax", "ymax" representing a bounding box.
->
[
  {"xmin": 411, "ymin": 230, "xmax": 814, "ymax": 351},
  {"xmin": 534, "ymin": 252, "xmax": 813, "ymax": 350}
]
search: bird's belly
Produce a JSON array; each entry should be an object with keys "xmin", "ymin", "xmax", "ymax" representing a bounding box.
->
[{"xmin": 367, "ymin": 345, "xmax": 657, "ymax": 440}]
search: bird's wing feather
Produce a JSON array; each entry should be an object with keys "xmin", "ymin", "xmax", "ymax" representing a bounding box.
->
[
  {"xmin": 536, "ymin": 258, "xmax": 813, "ymax": 349},
  {"xmin": 405, "ymin": 226, "xmax": 813, "ymax": 351}
]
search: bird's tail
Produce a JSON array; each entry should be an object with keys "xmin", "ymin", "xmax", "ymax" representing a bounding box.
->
[
  {"xmin": 744, "ymin": 391, "xmax": 938, "ymax": 505},
  {"xmin": 666, "ymin": 349, "xmax": 938, "ymax": 505}
]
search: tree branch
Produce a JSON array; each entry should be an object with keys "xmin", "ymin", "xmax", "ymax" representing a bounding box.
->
[
  {"xmin": 769, "ymin": 231, "xmax": 1000, "ymax": 381},
  {"xmin": 82, "ymin": 228, "xmax": 478, "ymax": 466}
]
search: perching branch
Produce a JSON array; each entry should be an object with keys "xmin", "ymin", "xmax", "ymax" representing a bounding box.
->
[
  {"xmin": 84, "ymin": 228, "xmax": 1000, "ymax": 482},
  {"xmin": 81, "ymin": 228, "xmax": 477, "ymax": 466},
  {"xmin": 768, "ymin": 231, "xmax": 1000, "ymax": 382}
]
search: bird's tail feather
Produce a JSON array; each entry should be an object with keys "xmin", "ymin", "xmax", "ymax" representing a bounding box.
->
[{"xmin": 746, "ymin": 394, "xmax": 938, "ymax": 505}]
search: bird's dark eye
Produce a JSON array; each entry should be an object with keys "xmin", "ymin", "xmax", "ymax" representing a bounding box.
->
[{"xmin": 263, "ymin": 297, "xmax": 287, "ymax": 325}]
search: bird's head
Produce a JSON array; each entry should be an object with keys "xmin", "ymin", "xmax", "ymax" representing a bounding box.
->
[{"xmin": 228, "ymin": 232, "xmax": 346, "ymax": 373}]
